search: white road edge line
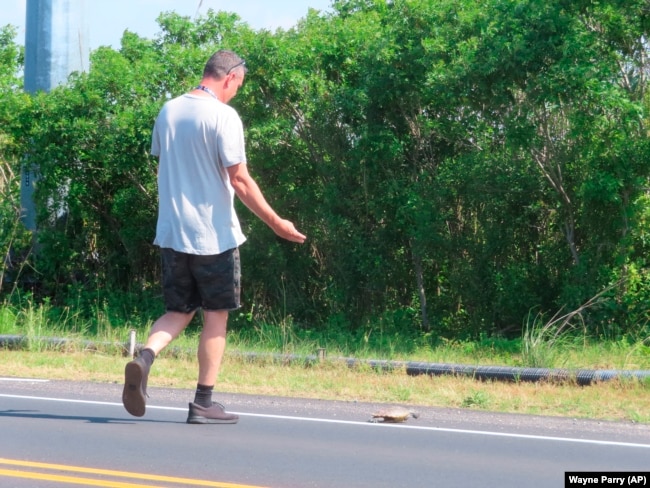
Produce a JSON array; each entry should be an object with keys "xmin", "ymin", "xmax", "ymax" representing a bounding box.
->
[
  {"xmin": 1, "ymin": 393, "xmax": 648, "ymax": 449},
  {"xmin": 0, "ymin": 378, "xmax": 50, "ymax": 382}
]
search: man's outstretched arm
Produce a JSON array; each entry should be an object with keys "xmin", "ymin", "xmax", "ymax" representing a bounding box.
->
[{"xmin": 227, "ymin": 162, "xmax": 306, "ymax": 244}]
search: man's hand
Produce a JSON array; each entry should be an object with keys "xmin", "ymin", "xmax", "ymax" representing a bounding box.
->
[{"xmin": 272, "ymin": 218, "xmax": 307, "ymax": 243}]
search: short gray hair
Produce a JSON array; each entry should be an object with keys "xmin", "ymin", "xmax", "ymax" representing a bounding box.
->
[{"xmin": 203, "ymin": 50, "xmax": 247, "ymax": 79}]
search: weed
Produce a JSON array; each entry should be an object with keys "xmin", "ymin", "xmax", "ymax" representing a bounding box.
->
[
  {"xmin": 461, "ymin": 390, "xmax": 490, "ymax": 409},
  {"xmin": 521, "ymin": 284, "xmax": 616, "ymax": 368}
]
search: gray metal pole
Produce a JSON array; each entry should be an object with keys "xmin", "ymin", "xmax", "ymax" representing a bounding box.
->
[{"xmin": 21, "ymin": 0, "xmax": 89, "ymax": 230}]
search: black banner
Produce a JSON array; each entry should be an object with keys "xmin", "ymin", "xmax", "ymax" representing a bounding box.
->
[{"xmin": 566, "ymin": 472, "xmax": 649, "ymax": 487}]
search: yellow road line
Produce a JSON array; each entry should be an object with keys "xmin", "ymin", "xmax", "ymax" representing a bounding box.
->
[
  {"xmin": 0, "ymin": 458, "xmax": 268, "ymax": 488},
  {"xmin": 0, "ymin": 468, "xmax": 167, "ymax": 487}
]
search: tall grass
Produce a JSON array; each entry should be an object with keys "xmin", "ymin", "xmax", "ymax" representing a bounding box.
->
[
  {"xmin": 0, "ymin": 156, "xmax": 30, "ymax": 297},
  {"xmin": 522, "ymin": 308, "xmax": 587, "ymax": 368},
  {"xmin": 520, "ymin": 283, "xmax": 629, "ymax": 368},
  {"xmin": 1, "ymin": 291, "xmax": 648, "ymax": 371}
]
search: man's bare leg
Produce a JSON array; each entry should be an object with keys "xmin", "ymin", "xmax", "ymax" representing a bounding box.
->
[
  {"xmin": 197, "ymin": 310, "xmax": 228, "ymax": 385},
  {"xmin": 186, "ymin": 310, "xmax": 238, "ymax": 423},
  {"xmin": 123, "ymin": 311, "xmax": 195, "ymax": 416},
  {"xmin": 146, "ymin": 310, "xmax": 196, "ymax": 354}
]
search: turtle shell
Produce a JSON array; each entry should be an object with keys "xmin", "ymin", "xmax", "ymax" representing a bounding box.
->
[{"xmin": 370, "ymin": 406, "xmax": 418, "ymax": 422}]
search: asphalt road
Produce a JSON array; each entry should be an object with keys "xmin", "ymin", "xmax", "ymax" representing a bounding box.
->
[{"xmin": 0, "ymin": 378, "xmax": 648, "ymax": 487}]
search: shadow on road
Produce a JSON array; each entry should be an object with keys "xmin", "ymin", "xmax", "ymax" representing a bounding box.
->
[{"xmin": 0, "ymin": 409, "xmax": 180, "ymax": 424}]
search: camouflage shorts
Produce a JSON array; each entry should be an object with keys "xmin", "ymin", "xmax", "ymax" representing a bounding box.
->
[{"xmin": 160, "ymin": 247, "xmax": 241, "ymax": 313}]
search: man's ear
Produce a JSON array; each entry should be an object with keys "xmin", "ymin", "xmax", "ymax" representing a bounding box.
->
[{"xmin": 225, "ymin": 72, "xmax": 237, "ymax": 86}]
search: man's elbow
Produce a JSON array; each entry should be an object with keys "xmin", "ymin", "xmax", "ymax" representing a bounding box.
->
[{"xmin": 230, "ymin": 179, "xmax": 249, "ymax": 197}]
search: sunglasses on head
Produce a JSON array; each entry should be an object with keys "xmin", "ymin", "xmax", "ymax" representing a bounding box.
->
[{"xmin": 227, "ymin": 60, "xmax": 246, "ymax": 74}]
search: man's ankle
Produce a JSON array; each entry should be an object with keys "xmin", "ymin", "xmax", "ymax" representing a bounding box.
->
[
  {"xmin": 138, "ymin": 348, "xmax": 156, "ymax": 367},
  {"xmin": 193, "ymin": 384, "xmax": 214, "ymax": 407}
]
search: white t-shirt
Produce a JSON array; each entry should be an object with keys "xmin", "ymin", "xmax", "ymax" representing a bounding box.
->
[{"xmin": 151, "ymin": 94, "xmax": 248, "ymax": 255}]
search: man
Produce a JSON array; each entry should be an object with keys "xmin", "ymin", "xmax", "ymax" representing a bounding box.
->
[{"xmin": 122, "ymin": 50, "xmax": 306, "ymax": 424}]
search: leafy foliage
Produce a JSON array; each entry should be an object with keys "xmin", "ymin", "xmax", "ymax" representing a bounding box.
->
[{"xmin": 1, "ymin": 1, "xmax": 649, "ymax": 342}]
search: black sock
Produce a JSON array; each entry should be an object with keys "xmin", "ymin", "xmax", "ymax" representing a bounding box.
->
[
  {"xmin": 193, "ymin": 384, "xmax": 214, "ymax": 408},
  {"xmin": 139, "ymin": 348, "xmax": 156, "ymax": 367},
  {"xmin": 133, "ymin": 348, "xmax": 155, "ymax": 396}
]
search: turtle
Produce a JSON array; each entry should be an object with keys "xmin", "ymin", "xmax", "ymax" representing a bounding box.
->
[{"xmin": 368, "ymin": 406, "xmax": 420, "ymax": 423}]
